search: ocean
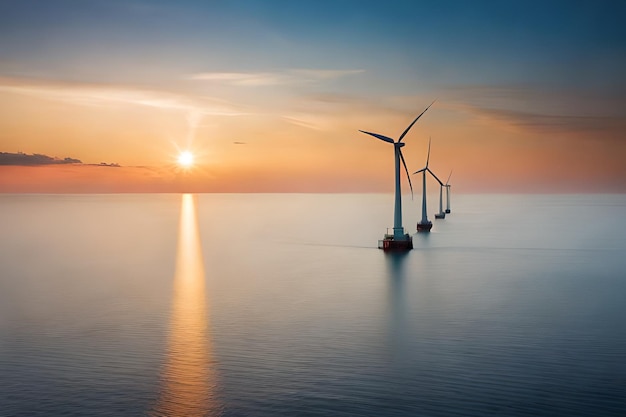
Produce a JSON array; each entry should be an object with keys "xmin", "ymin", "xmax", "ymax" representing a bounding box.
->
[{"xmin": 1, "ymin": 193, "xmax": 625, "ymax": 416}]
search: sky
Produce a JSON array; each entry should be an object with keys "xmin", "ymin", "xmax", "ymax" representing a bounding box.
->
[{"xmin": 1, "ymin": 0, "xmax": 625, "ymax": 193}]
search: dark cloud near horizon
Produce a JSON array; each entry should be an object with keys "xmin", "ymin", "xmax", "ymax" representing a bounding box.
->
[
  {"xmin": 0, "ymin": 152, "xmax": 82, "ymax": 166},
  {"xmin": 88, "ymin": 162, "xmax": 121, "ymax": 167}
]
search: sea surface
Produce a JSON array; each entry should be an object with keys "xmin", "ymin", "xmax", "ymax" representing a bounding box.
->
[{"xmin": 1, "ymin": 193, "xmax": 625, "ymax": 416}]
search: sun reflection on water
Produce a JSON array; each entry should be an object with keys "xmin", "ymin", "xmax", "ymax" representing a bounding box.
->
[{"xmin": 152, "ymin": 194, "xmax": 219, "ymax": 416}]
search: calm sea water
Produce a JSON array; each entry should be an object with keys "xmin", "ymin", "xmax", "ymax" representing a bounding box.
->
[{"xmin": 1, "ymin": 193, "xmax": 625, "ymax": 416}]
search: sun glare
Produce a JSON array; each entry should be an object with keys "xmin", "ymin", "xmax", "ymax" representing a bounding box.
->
[{"xmin": 178, "ymin": 151, "xmax": 194, "ymax": 168}]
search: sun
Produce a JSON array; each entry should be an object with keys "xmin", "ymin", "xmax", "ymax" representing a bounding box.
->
[{"xmin": 177, "ymin": 151, "xmax": 194, "ymax": 168}]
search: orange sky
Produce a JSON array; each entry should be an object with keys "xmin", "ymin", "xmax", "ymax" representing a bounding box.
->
[{"xmin": 1, "ymin": 78, "xmax": 624, "ymax": 193}]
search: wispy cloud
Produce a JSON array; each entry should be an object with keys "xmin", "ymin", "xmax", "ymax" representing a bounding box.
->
[
  {"xmin": 280, "ymin": 114, "xmax": 328, "ymax": 131},
  {"xmin": 442, "ymin": 84, "xmax": 626, "ymax": 136},
  {"xmin": 188, "ymin": 72, "xmax": 287, "ymax": 86},
  {"xmin": 471, "ymin": 108, "xmax": 626, "ymax": 134},
  {"xmin": 288, "ymin": 69, "xmax": 365, "ymax": 80},
  {"xmin": 0, "ymin": 76, "xmax": 245, "ymax": 116},
  {"xmin": 188, "ymin": 68, "xmax": 364, "ymax": 86}
]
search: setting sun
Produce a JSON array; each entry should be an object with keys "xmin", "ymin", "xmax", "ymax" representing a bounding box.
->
[{"xmin": 178, "ymin": 151, "xmax": 194, "ymax": 168}]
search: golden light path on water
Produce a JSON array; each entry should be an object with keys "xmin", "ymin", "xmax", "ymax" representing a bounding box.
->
[{"xmin": 152, "ymin": 194, "xmax": 219, "ymax": 416}]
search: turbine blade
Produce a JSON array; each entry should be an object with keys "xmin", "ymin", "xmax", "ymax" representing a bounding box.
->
[
  {"xmin": 399, "ymin": 149, "xmax": 413, "ymax": 199},
  {"xmin": 358, "ymin": 130, "xmax": 394, "ymax": 144},
  {"xmin": 427, "ymin": 168, "xmax": 443, "ymax": 186},
  {"xmin": 412, "ymin": 168, "xmax": 426, "ymax": 175},
  {"xmin": 425, "ymin": 137, "xmax": 431, "ymax": 168},
  {"xmin": 398, "ymin": 99, "xmax": 435, "ymax": 143},
  {"xmin": 445, "ymin": 169, "xmax": 453, "ymax": 185}
]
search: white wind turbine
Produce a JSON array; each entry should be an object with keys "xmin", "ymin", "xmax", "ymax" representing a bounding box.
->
[
  {"xmin": 413, "ymin": 138, "xmax": 443, "ymax": 232},
  {"xmin": 360, "ymin": 101, "xmax": 434, "ymax": 250}
]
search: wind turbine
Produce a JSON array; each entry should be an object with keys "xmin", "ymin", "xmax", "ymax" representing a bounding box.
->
[
  {"xmin": 413, "ymin": 138, "xmax": 443, "ymax": 232},
  {"xmin": 445, "ymin": 170, "xmax": 453, "ymax": 214},
  {"xmin": 360, "ymin": 101, "xmax": 434, "ymax": 250}
]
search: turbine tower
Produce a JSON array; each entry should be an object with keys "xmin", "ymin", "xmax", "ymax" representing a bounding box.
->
[
  {"xmin": 434, "ymin": 173, "xmax": 446, "ymax": 219},
  {"xmin": 413, "ymin": 138, "xmax": 442, "ymax": 232},
  {"xmin": 360, "ymin": 101, "xmax": 434, "ymax": 250},
  {"xmin": 445, "ymin": 170, "xmax": 453, "ymax": 214}
]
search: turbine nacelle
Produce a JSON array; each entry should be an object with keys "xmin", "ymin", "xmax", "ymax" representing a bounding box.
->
[{"xmin": 413, "ymin": 167, "xmax": 442, "ymax": 185}]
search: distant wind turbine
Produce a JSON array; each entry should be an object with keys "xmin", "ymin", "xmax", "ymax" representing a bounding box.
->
[
  {"xmin": 445, "ymin": 170, "xmax": 453, "ymax": 214},
  {"xmin": 413, "ymin": 138, "xmax": 443, "ymax": 232},
  {"xmin": 360, "ymin": 101, "xmax": 435, "ymax": 250}
]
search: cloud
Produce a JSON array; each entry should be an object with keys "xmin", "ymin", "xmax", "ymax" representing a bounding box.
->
[
  {"xmin": 88, "ymin": 162, "xmax": 121, "ymax": 167},
  {"xmin": 0, "ymin": 152, "xmax": 82, "ymax": 166},
  {"xmin": 468, "ymin": 108, "xmax": 626, "ymax": 135},
  {"xmin": 280, "ymin": 114, "xmax": 330, "ymax": 131},
  {"xmin": 0, "ymin": 152, "xmax": 124, "ymax": 167},
  {"xmin": 442, "ymin": 84, "xmax": 626, "ymax": 136},
  {"xmin": 288, "ymin": 69, "xmax": 365, "ymax": 80},
  {"xmin": 0, "ymin": 76, "xmax": 246, "ymax": 116},
  {"xmin": 188, "ymin": 72, "xmax": 286, "ymax": 86},
  {"xmin": 301, "ymin": 92, "xmax": 364, "ymax": 104},
  {"xmin": 188, "ymin": 68, "xmax": 364, "ymax": 86}
]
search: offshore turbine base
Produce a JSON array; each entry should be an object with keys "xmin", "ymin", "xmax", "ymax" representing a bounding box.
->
[
  {"xmin": 417, "ymin": 221, "xmax": 433, "ymax": 232},
  {"xmin": 378, "ymin": 233, "xmax": 413, "ymax": 251}
]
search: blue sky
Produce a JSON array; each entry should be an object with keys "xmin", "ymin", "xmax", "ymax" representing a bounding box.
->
[{"xmin": 3, "ymin": 0, "xmax": 624, "ymax": 88}]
